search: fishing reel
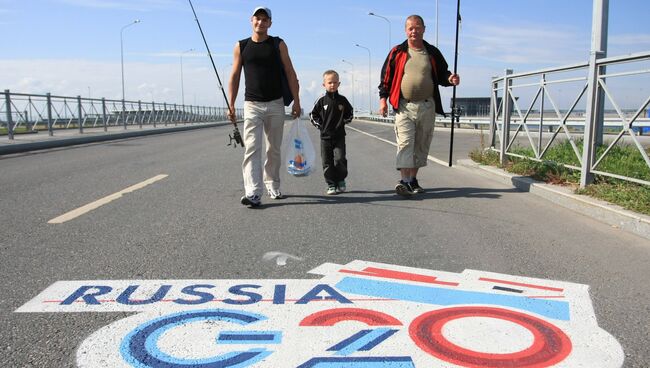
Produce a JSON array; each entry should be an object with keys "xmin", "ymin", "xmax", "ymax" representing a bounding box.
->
[{"xmin": 228, "ymin": 127, "xmax": 244, "ymax": 148}]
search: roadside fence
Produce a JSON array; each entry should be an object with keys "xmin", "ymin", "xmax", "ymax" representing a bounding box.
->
[
  {"xmin": 1, "ymin": 90, "xmax": 243, "ymax": 139},
  {"xmin": 488, "ymin": 51, "xmax": 650, "ymax": 187}
]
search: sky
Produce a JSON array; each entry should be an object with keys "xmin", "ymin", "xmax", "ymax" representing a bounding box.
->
[{"xmin": 2, "ymin": 0, "xmax": 650, "ymax": 113}]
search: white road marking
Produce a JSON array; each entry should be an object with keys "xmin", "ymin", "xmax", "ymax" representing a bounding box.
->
[
  {"xmin": 47, "ymin": 174, "xmax": 168, "ymax": 224},
  {"xmin": 16, "ymin": 261, "xmax": 624, "ymax": 367},
  {"xmin": 348, "ymin": 125, "xmax": 448, "ymax": 167}
]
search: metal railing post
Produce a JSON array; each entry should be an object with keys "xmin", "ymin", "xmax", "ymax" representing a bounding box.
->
[
  {"xmin": 24, "ymin": 109, "xmax": 30, "ymax": 131},
  {"xmin": 101, "ymin": 98, "xmax": 107, "ymax": 132},
  {"xmin": 152, "ymin": 102, "xmax": 156, "ymax": 128},
  {"xmin": 488, "ymin": 81, "xmax": 497, "ymax": 148},
  {"xmin": 28, "ymin": 97, "xmax": 33, "ymax": 131},
  {"xmin": 122, "ymin": 99, "xmax": 127, "ymax": 129},
  {"xmin": 500, "ymin": 69, "xmax": 513, "ymax": 166},
  {"xmin": 174, "ymin": 104, "xmax": 178, "ymax": 126},
  {"xmin": 77, "ymin": 95, "xmax": 83, "ymax": 134},
  {"xmin": 591, "ymin": 0, "xmax": 608, "ymax": 146},
  {"xmin": 539, "ymin": 74, "xmax": 545, "ymax": 155},
  {"xmin": 580, "ymin": 50, "xmax": 605, "ymax": 188},
  {"xmin": 46, "ymin": 93, "xmax": 54, "ymax": 136},
  {"xmin": 138, "ymin": 100, "xmax": 142, "ymax": 129},
  {"xmin": 4, "ymin": 89, "xmax": 14, "ymax": 140},
  {"xmin": 163, "ymin": 103, "xmax": 168, "ymax": 126}
]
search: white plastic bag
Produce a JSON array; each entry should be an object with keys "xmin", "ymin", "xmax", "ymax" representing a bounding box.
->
[{"xmin": 286, "ymin": 119, "xmax": 316, "ymax": 176}]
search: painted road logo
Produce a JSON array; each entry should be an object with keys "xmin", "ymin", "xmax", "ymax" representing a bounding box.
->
[{"xmin": 16, "ymin": 260, "xmax": 624, "ymax": 367}]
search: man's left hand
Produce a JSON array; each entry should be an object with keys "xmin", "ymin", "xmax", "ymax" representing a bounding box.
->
[{"xmin": 449, "ymin": 73, "xmax": 460, "ymax": 86}]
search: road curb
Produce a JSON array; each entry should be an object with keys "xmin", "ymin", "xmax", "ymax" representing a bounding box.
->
[
  {"xmin": 456, "ymin": 158, "xmax": 650, "ymax": 241},
  {"xmin": 0, "ymin": 122, "xmax": 229, "ymax": 155}
]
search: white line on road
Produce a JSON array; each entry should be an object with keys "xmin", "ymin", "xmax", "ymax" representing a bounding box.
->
[
  {"xmin": 348, "ymin": 126, "xmax": 448, "ymax": 167},
  {"xmin": 48, "ymin": 174, "xmax": 169, "ymax": 224}
]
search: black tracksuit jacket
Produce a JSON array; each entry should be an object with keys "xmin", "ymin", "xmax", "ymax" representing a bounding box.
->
[{"xmin": 309, "ymin": 91, "xmax": 353, "ymax": 139}]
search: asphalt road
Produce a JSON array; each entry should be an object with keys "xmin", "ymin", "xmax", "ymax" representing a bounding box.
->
[{"xmin": 1, "ymin": 120, "xmax": 648, "ymax": 367}]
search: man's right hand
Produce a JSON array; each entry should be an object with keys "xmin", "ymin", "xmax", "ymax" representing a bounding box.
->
[
  {"xmin": 379, "ymin": 98, "xmax": 388, "ymax": 117},
  {"xmin": 227, "ymin": 107, "xmax": 237, "ymax": 123}
]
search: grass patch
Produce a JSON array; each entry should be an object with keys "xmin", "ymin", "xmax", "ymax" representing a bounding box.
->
[
  {"xmin": 0, "ymin": 126, "xmax": 38, "ymax": 135},
  {"xmin": 469, "ymin": 138, "xmax": 650, "ymax": 216},
  {"xmin": 576, "ymin": 182, "xmax": 650, "ymax": 215}
]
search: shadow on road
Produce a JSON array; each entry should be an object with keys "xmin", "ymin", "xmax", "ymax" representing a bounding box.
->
[{"xmin": 256, "ymin": 186, "xmax": 521, "ymax": 211}]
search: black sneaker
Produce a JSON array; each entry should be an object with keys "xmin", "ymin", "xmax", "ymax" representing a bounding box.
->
[
  {"xmin": 395, "ymin": 180, "xmax": 414, "ymax": 196},
  {"xmin": 240, "ymin": 194, "xmax": 261, "ymax": 207},
  {"xmin": 409, "ymin": 178, "xmax": 424, "ymax": 193}
]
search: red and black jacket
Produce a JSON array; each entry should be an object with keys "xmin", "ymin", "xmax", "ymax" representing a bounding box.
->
[{"xmin": 378, "ymin": 40, "xmax": 452, "ymax": 116}]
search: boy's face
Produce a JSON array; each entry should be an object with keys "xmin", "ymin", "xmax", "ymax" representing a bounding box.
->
[{"xmin": 323, "ymin": 74, "xmax": 340, "ymax": 93}]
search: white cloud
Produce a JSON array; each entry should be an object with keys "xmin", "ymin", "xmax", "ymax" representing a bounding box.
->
[
  {"xmin": 0, "ymin": 59, "xmax": 228, "ymax": 106},
  {"xmin": 133, "ymin": 51, "xmax": 231, "ymax": 59},
  {"xmin": 465, "ymin": 22, "xmax": 589, "ymax": 66},
  {"xmin": 56, "ymin": 0, "xmax": 177, "ymax": 12},
  {"xmin": 609, "ymin": 34, "xmax": 650, "ymax": 46}
]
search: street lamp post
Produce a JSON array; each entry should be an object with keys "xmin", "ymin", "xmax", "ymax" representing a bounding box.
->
[
  {"xmin": 341, "ymin": 59, "xmax": 355, "ymax": 112},
  {"xmin": 436, "ymin": 0, "xmax": 439, "ymax": 47},
  {"xmin": 180, "ymin": 48, "xmax": 194, "ymax": 107},
  {"xmin": 120, "ymin": 19, "xmax": 141, "ymax": 103},
  {"xmin": 368, "ymin": 12, "xmax": 391, "ymax": 50},
  {"xmin": 355, "ymin": 44, "xmax": 372, "ymax": 114}
]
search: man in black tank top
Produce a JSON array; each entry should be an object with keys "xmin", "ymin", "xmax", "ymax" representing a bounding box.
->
[{"xmin": 227, "ymin": 6, "xmax": 301, "ymax": 207}]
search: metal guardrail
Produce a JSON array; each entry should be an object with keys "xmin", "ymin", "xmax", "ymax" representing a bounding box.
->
[
  {"xmin": 488, "ymin": 51, "xmax": 650, "ymax": 187},
  {"xmin": 0, "ymin": 90, "xmax": 243, "ymax": 139}
]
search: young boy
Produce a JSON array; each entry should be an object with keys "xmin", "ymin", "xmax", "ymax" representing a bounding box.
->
[{"xmin": 309, "ymin": 70, "xmax": 354, "ymax": 195}]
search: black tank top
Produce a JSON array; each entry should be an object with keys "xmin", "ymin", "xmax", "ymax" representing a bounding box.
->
[{"xmin": 240, "ymin": 36, "xmax": 283, "ymax": 102}]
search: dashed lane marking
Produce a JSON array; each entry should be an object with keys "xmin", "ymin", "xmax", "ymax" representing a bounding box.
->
[{"xmin": 47, "ymin": 174, "xmax": 168, "ymax": 224}]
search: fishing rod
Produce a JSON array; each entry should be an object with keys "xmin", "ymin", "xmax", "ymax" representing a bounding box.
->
[
  {"xmin": 187, "ymin": 0, "xmax": 243, "ymax": 148},
  {"xmin": 448, "ymin": 0, "xmax": 461, "ymax": 166}
]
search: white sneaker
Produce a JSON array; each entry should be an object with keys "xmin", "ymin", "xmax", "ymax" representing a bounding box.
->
[{"xmin": 267, "ymin": 188, "xmax": 283, "ymax": 199}]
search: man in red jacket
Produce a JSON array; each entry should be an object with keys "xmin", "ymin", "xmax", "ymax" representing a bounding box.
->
[{"xmin": 379, "ymin": 15, "xmax": 460, "ymax": 196}]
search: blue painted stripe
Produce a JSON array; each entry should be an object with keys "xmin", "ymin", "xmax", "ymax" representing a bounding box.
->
[
  {"xmin": 298, "ymin": 356, "xmax": 415, "ymax": 368},
  {"xmin": 327, "ymin": 330, "xmax": 372, "ymax": 352},
  {"xmin": 334, "ymin": 328, "xmax": 396, "ymax": 356},
  {"xmin": 120, "ymin": 309, "xmax": 273, "ymax": 367},
  {"xmin": 359, "ymin": 329, "xmax": 398, "ymax": 351},
  {"xmin": 335, "ymin": 277, "xmax": 570, "ymax": 321},
  {"xmin": 217, "ymin": 331, "xmax": 282, "ymax": 344}
]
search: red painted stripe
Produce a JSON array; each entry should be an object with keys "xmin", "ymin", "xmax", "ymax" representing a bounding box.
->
[
  {"xmin": 300, "ymin": 308, "xmax": 402, "ymax": 326},
  {"xmin": 42, "ymin": 298, "xmax": 394, "ymax": 304},
  {"xmin": 340, "ymin": 267, "xmax": 459, "ymax": 286},
  {"xmin": 479, "ymin": 277, "xmax": 564, "ymax": 292}
]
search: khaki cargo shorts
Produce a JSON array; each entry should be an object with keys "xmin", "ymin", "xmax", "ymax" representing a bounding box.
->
[{"xmin": 394, "ymin": 98, "xmax": 436, "ymax": 169}]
